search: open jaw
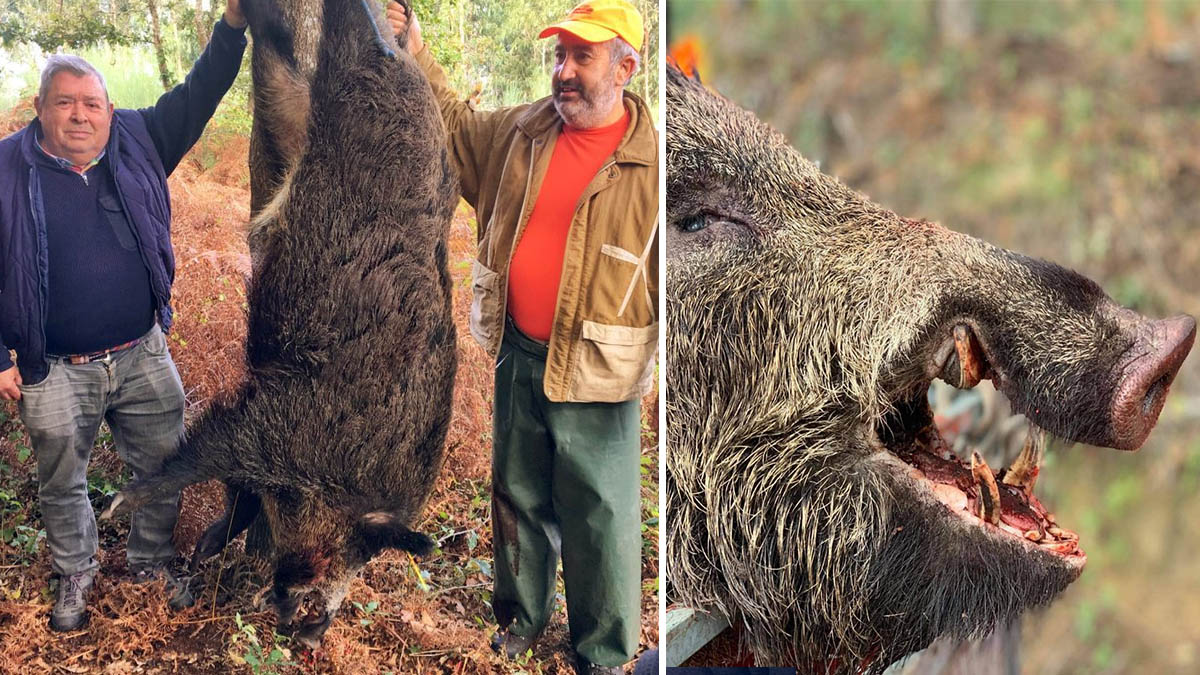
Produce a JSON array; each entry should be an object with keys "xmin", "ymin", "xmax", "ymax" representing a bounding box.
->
[
  {"xmin": 877, "ymin": 325, "xmax": 1086, "ymax": 570},
  {"xmin": 275, "ymin": 586, "xmax": 337, "ymax": 647}
]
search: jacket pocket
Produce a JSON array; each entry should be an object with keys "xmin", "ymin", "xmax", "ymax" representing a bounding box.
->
[
  {"xmin": 469, "ymin": 260, "xmax": 504, "ymax": 354},
  {"xmin": 569, "ymin": 320, "xmax": 658, "ymax": 402}
]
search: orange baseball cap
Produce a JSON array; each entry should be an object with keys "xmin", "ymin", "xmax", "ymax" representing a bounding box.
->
[{"xmin": 538, "ymin": 0, "xmax": 644, "ymax": 53}]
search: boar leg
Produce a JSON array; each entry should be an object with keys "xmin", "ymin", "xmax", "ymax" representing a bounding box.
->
[
  {"xmin": 389, "ymin": 0, "xmax": 410, "ymax": 50},
  {"xmin": 100, "ymin": 452, "xmax": 211, "ymax": 521},
  {"xmin": 189, "ymin": 487, "xmax": 263, "ymax": 573},
  {"xmin": 242, "ymin": 0, "xmax": 312, "ymax": 260}
]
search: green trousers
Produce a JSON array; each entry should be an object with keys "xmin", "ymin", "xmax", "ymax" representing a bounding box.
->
[{"xmin": 491, "ymin": 321, "xmax": 642, "ymax": 667}]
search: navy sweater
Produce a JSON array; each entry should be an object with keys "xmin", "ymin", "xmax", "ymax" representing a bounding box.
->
[{"xmin": 37, "ymin": 150, "xmax": 155, "ymax": 354}]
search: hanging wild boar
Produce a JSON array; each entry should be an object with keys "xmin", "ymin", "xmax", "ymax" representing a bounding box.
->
[{"xmin": 104, "ymin": 0, "xmax": 458, "ymax": 646}]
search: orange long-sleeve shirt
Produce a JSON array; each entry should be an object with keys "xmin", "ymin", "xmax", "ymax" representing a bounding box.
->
[{"xmin": 506, "ymin": 111, "xmax": 630, "ymax": 341}]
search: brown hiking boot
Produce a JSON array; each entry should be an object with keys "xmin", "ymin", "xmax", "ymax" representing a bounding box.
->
[{"xmin": 49, "ymin": 569, "xmax": 95, "ymax": 632}]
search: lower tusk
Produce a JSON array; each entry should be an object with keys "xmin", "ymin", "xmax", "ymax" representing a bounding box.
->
[
  {"xmin": 954, "ymin": 324, "xmax": 986, "ymax": 388},
  {"xmin": 971, "ymin": 451, "xmax": 1001, "ymax": 526}
]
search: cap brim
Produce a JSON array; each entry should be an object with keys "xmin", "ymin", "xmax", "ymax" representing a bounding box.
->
[{"xmin": 538, "ymin": 21, "xmax": 619, "ymax": 44}]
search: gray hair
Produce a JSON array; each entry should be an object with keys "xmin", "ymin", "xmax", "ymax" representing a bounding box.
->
[
  {"xmin": 38, "ymin": 54, "xmax": 109, "ymax": 104},
  {"xmin": 608, "ymin": 37, "xmax": 640, "ymax": 83}
]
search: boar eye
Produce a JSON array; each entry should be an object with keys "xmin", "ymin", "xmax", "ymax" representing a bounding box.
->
[{"xmin": 680, "ymin": 214, "xmax": 709, "ymax": 233}]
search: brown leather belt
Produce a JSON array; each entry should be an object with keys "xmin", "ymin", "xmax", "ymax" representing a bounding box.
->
[{"xmin": 50, "ymin": 337, "xmax": 144, "ymax": 365}]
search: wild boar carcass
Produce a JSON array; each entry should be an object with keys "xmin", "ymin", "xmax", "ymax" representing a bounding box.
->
[
  {"xmin": 103, "ymin": 0, "xmax": 458, "ymax": 645},
  {"xmin": 664, "ymin": 66, "xmax": 1194, "ymax": 672}
]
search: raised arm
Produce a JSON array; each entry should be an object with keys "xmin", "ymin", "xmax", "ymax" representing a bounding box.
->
[{"xmin": 138, "ymin": 0, "xmax": 248, "ymax": 176}]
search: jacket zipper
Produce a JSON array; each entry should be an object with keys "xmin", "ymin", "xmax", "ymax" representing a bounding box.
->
[
  {"xmin": 29, "ymin": 168, "xmax": 49, "ymax": 359},
  {"xmin": 543, "ymin": 159, "xmax": 618, "ymax": 397}
]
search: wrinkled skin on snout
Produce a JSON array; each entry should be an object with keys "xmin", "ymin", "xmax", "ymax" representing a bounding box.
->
[{"xmin": 664, "ymin": 67, "xmax": 1194, "ymax": 671}]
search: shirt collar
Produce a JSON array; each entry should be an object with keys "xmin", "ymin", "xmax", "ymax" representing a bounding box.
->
[{"xmin": 34, "ymin": 132, "xmax": 106, "ymax": 175}]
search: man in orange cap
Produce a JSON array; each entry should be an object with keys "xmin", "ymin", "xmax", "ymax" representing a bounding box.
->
[{"xmin": 387, "ymin": 2, "xmax": 657, "ymax": 673}]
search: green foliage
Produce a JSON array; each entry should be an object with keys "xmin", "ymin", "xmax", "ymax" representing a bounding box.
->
[
  {"xmin": 6, "ymin": 0, "xmax": 658, "ymax": 124},
  {"xmin": 0, "ymin": 2, "xmax": 138, "ymax": 52},
  {"xmin": 87, "ymin": 468, "xmax": 124, "ymax": 504},
  {"xmin": 0, "ymin": 486, "xmax": 45, "ymax": 563},
  {"xmin": 0, "ymin": 408, "xmax": 41, "ymax": 564},
  {"xmin": 230, "ymin": 613, "xmax": 295, "ymax": 675},
  {"xmin": 351, "ymin": 599, "xmax": 380, "ymax": 626},
  {"xmin": 415, "ymin": 0, "xmax": 659, "ymax": 112}
]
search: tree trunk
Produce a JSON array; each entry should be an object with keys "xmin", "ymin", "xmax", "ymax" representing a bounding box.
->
[
  {"xmin": 146, "ymin": 0, "xmax": 172, "ymax": 90},
  {"xmin": 194, "ymin": 0, "xmax": 209, "ymax": 51}
]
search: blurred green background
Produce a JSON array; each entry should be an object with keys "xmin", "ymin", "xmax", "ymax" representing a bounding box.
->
[{"xmin": 669, "ymin": 1, "xmax": 1200, "ymax": 673}]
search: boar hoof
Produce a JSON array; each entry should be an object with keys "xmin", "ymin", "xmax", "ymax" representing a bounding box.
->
[{"xmin": 98, "ymin": 493, "xmax": 126, "ymax": 521}]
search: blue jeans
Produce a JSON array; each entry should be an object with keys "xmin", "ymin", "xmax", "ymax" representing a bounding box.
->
[{"xmin": 18, "ymin": 324, "xmax": 185, "ymax": 576}]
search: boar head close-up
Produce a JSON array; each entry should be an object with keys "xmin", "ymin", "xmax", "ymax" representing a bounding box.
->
[{"xmin": 664, "ymin": 65, "xmax": 1195, "ymax": 672}]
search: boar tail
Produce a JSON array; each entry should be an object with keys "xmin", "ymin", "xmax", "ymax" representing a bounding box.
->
[{"xmin": 355, "ymin": 512, "xmax": 435, "ymax": 558}]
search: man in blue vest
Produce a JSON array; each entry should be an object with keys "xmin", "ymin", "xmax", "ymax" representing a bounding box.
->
[{"xmin": 0, "ymin": 1, "xmax": 246, "ymax": 631}]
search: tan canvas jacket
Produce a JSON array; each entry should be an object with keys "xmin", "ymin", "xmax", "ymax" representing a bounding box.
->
[{"xmin": 415, "ymin": 46, "xmax": 659, "ymax": 403}]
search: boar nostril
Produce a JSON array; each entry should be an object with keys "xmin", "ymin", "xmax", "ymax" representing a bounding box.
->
[
  {"xmin": 1142, "ymin": 374, "xmax": 1168, "ymax": 417},
  {"xmin": 1109, "ymin": 314, "xmax": 1196, "ymax": 450}
]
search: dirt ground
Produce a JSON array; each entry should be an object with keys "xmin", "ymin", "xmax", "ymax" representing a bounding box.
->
[{"xmin": 0, "ymin": 107, "xmax": 659, "ymax": 674}]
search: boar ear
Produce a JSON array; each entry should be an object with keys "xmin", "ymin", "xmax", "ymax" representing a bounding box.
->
[{"xmin": 356, "ymin": 512, "xmax": 435, "ymax": 557}]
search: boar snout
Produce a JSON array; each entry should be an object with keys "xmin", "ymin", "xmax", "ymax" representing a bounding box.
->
[{"xmin": 1108, "ymin": 314, "xmax": 1195, "ymax": 450}]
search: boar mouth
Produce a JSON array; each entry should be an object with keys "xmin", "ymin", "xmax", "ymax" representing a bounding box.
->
[
  {"xmin": 881, "ymin": 399, "xmax": 1084, "ymax": 566},
  {"xmin": 878, "ymin": 325, "xmax": 1085, "ymax": 567}
]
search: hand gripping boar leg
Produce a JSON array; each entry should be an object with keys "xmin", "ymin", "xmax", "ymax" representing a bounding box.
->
[
  {"xmin": 664, "ymin": 66, "xmax": 1194, "ymax": 672},
  {"xmin": 102, "ymin": 0, "xmax": 457, "ymax": 643}
]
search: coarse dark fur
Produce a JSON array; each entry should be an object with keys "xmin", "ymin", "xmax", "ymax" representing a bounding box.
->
[
  {"xmin": 105, "ymin": 0, "xmax": 458, "ymax": 644},
  {"xmin": 665, "ymin": 66, "xmax": 1193, "ymax": 671}
]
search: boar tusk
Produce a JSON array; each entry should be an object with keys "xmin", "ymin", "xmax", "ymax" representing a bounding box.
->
[
  {"xmin": 1002, "ymin": 425, "xmax": 1046, "ymax": 495},
  {"xmin": 953, "ymin": 324, "xmax": 987, "ymax": 388},
  {"xmin": 971, "ymin": 451, "xmax": 1001, "ymax": 526}
]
